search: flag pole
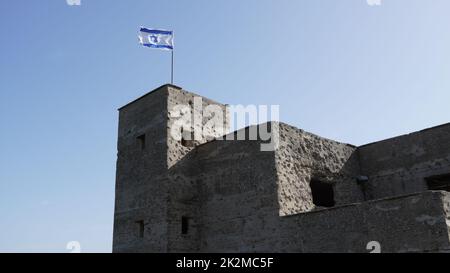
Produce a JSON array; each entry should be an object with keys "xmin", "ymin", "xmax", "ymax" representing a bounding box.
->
[
  {"xmin": 171, "ymin": 48, "xmax": 174, "ymax": 85},
  {"xmin": 171, "ymin": 30, "xmax": 174, "ymax": 84}
]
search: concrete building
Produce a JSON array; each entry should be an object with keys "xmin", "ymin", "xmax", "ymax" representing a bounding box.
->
[{"xmin": 113, "ymin": 84, "xmax": 450, "ymax": 253}]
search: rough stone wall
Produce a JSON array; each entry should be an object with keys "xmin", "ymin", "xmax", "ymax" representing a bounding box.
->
[
  {"xmin": 166, "ymin": 87, "xmax": 229, "ymax": 252},
  {"xmin": 357, "ymin": 123, "xmax": 450, "ymax": 201},
  {"xmin": 441, "ymin": 192, "xmax": 450, "ymax": 247},
  {"xmin": 164, "ymin": 124, "xmax": 279, "ymax": 252},
  {"xmin": 280, "ymin": 191, "xmax": 450, "ymax": 253},
  {"xmin": 275, "ymin": 123, "xmax": 362, "ymax": 215},
  {"xmin": 114, "ymin": 85, "xmax": 450, "ymax": 253},
  {"xmin": 194, "ymin": 131, "xmax": 279, "ymax": 252},
  {"xmin": 113, "ymin": 85, "xmax": 230, "ymax": 253},
  {"xmin": 166, "ymin": 87, "xmax": 229, "ymax": 168},
  {"xmin": 163, "ymin": 120, "xmax": 450, "ymax": 253},
  {"xmin": 113, "ymin": 86, "xmax": 170, "ymax": 253}
]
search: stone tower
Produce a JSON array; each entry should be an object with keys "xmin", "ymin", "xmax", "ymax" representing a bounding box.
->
[{"xmin": 113, "ymin": 84, "xmax": 228, "ymax": 252}]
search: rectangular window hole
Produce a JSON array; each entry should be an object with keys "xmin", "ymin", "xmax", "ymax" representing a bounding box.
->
[
  {"xmin": 426, "ymin": 173, "xmax": 450, "ymax": 192},
  {"xmin": 310, "ymin": 179, "xmax": 335, "ymax": 207},
  {"xmin": 136, "ymin": 220, "xmax": 145, "ymax": 238},
  {"xmin": 181, "ymin": 130, "xmax": 195, "ymax": 147},
  {"xmin": 181, "ymin": 216, "xmax": 190, "ymax": 235},
  {"xmin": 137, "ymin": 134, "xmax": 146, "ymax": 150}
]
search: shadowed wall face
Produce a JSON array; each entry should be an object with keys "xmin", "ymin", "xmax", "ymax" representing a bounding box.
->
[
  {"xmin": 113, "ymin": 86, "xmax": 170, "ymax": 253},
  {"xmin": 358, "ymin": 124, "xmax": 450, "ymax": 201},
  {"xmin": 165, "ymin": 87, "xmax": 230, "ymax": 252},
  {"xmin": 188, "ymin": 137, "xmax": 279, "ymax": 252},
  {"xmin": 280, "ymin": 191, "xmax": 450, "ymax": 253},
  {"xmin": 114, "ymin": 85, "xmax": 230, "ymax": 252}
]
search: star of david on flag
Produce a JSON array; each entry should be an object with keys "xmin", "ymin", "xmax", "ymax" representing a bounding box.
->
[{"xmin": 138, "ymin": 27, "xmax": 174, "ymax": 50}]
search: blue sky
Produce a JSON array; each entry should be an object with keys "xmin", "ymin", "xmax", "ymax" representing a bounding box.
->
[{"xmin": 1, "ymin": 0, "xmax": 450, "ymax": 252}]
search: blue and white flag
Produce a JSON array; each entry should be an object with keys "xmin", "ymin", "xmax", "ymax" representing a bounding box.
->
[{"xmin": 138, "ymin": 27, "xmax": 174, "ymax": 50}]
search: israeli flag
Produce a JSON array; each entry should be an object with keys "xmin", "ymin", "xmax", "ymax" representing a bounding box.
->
[{"xmin": 138, "ymin": 27, "xmax": 174, "ymax": 50}]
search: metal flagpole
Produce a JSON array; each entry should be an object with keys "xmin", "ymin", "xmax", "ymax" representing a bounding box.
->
[{"xmin": 171, "ymin": 48, "xmax": 174, "ymax": 85}]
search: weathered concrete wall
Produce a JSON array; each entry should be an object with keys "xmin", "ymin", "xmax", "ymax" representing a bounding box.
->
[
  {"xmin": 113, "ymin": 85, "xmax": 170, "ymax": 253},
  {"xmin": 167, "ymin": 147, "xmax": 450, "ymax": 254},
  {"xmin": 114, "ymin": 85, "xmax": 230, "ymax": 253},
  {"xmin": 114, "ymin": 85, "xmax": 450, "ymax": 253},
  {"xmin": 166, "ymin": 88, "xmax": 229, "ymax": 252},
  {"xmin": 358, "ymin": 123, "xmax": 450, "ymax": 201},
  {"xmin": 166, "ymin": 87, "xmax": 229, "ymax": 168},
  {"xmin": 183, "ymin": 122, "xmax": 450, "ymax": 252},
  {"xmin": 114, "ymin": 85, "xmax": 228, "ymax": 252},
  {"xmin": 442, "ymin": 192, "xmax": 450, "ymax": 247},
  {"xmin": 195, "ymin": 131, "xmax": 278, "ymax": 252},
  {"xmin": 276, "ymin": 123, "xmax": 362, "ymax": 214},
  {"xmin": 165, "ymin": 124, "xmax": 279, "ymax": 252},
  {"xmin": 281, "ymin": 191, "xmax": 450, "ymax": 253}
]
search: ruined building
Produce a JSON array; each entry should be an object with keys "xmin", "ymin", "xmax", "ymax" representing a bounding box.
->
[{"xmin": 113, "ymin": 84, "xmax": 450, "ymax": 253}]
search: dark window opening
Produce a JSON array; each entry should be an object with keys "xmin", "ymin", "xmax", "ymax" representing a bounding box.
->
[
  {"xmin": 136, "ymin": 220, "xmax": 145, "ymax": 238},
  {"xmin": 426, "ymin": 174, "xmax": 450, "ymax": 192},
  {"xmin": 356, "ymin": 175, "xmax": 370, "ymax": 201},
  {"xmin": 181, "ymin": 216, "xmax": 190, "ymax": 235},
  {"xmin": 137, "ymin": 134, "xmax": 146, "ymax": 150},
  {"xmin": 181, "ymin": 130, "xmax": 195, "ymax": 147},
  {"xmin": 310, "ymin": 179, "xmax": 335, "ymax": 207}
]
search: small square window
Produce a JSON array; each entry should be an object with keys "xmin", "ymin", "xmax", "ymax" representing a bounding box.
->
[
  {"xmin": 137, "ymin": 134, "xmax": 146, "ymax": 150},
  {"xmin": 310, "ymin": 179, "xmax": 335, "ymax": 207},
  {"xmin": 181, "ymin": 216, "xmax": 190, "ymax": 235},
  {"xmin": 426, "ymin": 174, "xmax": 450, "ymax": 192},
  {"xmin": 181, "ymin": 130, "xmax": 195, "ymax": 147},
  {"xmin": 136, "ymin": 220, "xmax": 145, "ymax": 238}
]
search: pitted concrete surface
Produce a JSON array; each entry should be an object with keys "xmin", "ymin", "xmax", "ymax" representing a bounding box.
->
[{"xmin": 113, "ymin": 84, "xmax": 450, "ymax": 253}]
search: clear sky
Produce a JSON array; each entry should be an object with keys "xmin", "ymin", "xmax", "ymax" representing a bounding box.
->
[{"xmin": 1, "ymin": 0, "xmax": 450, "ymax": 252}]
